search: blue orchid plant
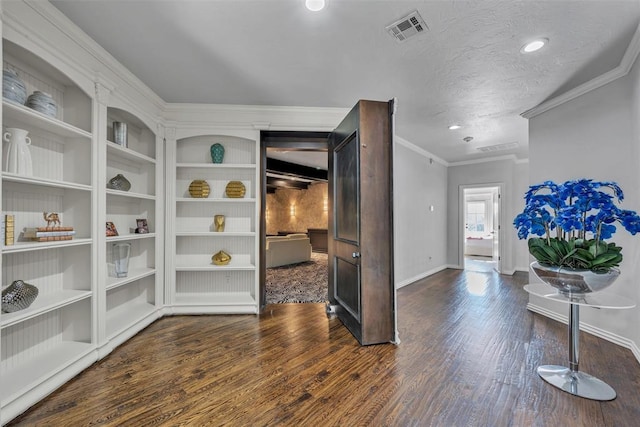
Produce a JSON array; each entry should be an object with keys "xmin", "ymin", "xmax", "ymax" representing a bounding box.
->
[{"xmin": 514, "ymin": 179, "xmax": 640, "ymax": 272}]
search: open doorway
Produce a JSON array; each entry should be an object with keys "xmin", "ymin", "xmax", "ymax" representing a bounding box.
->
[
  {"xmin": 460, "ymin": 185, "xmax": 502, "ymax": 273},
  {"xmin": 260, "ymin": 131, "xmax": 329, "ymax": 309}
]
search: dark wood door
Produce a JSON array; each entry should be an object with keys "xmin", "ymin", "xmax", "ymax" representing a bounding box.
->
[{"xmin": 328, "ymin": 100, "xmax": 396, "ymax": 345}]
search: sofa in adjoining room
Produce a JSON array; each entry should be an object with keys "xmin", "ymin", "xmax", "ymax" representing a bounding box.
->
[{"xmin": 265, "ymin": 233, "xmax": 312, "ymax": 268}]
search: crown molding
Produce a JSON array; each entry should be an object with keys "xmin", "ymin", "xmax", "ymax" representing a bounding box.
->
[
  {"xmin": 522, "ymin": 20, "xmax": 640, "ymax": 119},
  {"xmin": 394, "ymin": 137, "xmax": 448, "ymax": 166},
  {"xmin": 394, "ymin": 137, "xmax": 530, "ymax": 167},
  {"xmin": 163, "ymin": 103, "xmax": 348, "ymax": 132},
  {"xmin": 449, "ymin": 154, "xmax": 523, "ymax": 167},
  {"xmin": 24, "ymin": 0, "xmax": 166, "ymax": 112},
  {"xmin": 2, "ymin": 8, "xmax": 95, "ymax": 95},
  {"xmin": 163, "ymin": 102, "xmax": 349, "ymax": 116}
]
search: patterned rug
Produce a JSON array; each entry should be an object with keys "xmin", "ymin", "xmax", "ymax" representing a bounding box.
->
[{"xmin": 266, "ymin": 252, "xmax": 328, "ymax": 304}]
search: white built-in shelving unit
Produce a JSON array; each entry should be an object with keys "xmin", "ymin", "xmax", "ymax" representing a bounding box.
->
[
  {"xmin": 0, "ymin": 3, "xmax": 273, "ymax": 423},
  {"xmin": 1, "ymin": 39, "xmax": 96, "ymax": 421},
  {"xmin": 102, "ymin": 107, "xmax": 163, "ymax": 349},
  {"xmin": 167, "ymin": 133, "xmax": 259, "ymax": 314}
]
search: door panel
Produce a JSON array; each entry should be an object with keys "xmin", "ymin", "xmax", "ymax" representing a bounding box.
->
[
  {"xmin": 328, "ymin": 99, "xmax": 395, "ymax": 345},
  {"xmin": 335, "ymin": 257, "xmax": 360, "ymax": 319},
  {"xmin": 335, "ymin": 132, "xmax": 359, "ymax": 243}
]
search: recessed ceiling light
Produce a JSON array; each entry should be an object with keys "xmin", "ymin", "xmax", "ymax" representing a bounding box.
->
[
  {"xmin": 305, "ymin": 0, "xmax": 325, "ymax": 11},
  {"xmin": 448, "ymin": 124, "xmax": 461, "ymax": 130},
  {"xmin": 521, "ymin": 38, "xmax": 548, "ymax": 53}
]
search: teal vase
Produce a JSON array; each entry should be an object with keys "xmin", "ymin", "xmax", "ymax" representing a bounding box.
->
[{"xmin": 210, "ymin": 143, "xmax": 225, "ymax": 164}]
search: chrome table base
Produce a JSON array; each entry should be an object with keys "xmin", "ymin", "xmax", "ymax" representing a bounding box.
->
[
  {"xmin": 524, "ymin": 283, "xmax": 636, "ymax": 401},
  {"xmin": 537, "ymin": 365, "xmax": 616, "ymax": 400},
  {"xmin": 538, "ymin": 302, "xmax": 616, "ymax": 400}
]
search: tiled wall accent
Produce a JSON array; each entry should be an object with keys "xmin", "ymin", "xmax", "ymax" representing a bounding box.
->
[{"xmin": 266, "ymin": 182, "xmax": 328, "ymax": 235}]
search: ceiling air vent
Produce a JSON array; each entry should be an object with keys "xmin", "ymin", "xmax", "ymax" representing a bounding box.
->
[
  {"xmin": 386, "ymin": 10, "xmax": 429, "ymax": 42},
  {"xmin": 477, "ymin": 142, "xmax": 519, "ymax": 153}
]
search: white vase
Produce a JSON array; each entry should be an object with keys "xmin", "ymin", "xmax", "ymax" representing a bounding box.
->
[{"xmin": 3, "ymin": 127, "xmax": 33, "ymax": 176}]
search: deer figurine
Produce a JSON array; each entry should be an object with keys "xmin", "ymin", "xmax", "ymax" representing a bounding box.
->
[{"xmin": 43, "ymin": 212, "xmax": 61, "ymax": 228}]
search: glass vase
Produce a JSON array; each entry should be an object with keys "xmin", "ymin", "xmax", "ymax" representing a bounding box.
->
[{"xmin": 112, "ymin": 242, "xmax": 131, "ymax": 278}]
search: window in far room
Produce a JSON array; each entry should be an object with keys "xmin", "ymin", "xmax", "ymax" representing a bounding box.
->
[{"xmin": 465, "ymin": 200, "xmax": 488, "ymax": 237}]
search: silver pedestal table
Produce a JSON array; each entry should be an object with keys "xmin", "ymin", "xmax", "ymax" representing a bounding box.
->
[{"xmin": 524, "ymin": 283, "xmax": 635, "ymax": 400}]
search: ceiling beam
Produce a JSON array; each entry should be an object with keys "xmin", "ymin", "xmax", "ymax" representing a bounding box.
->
[
  {"xmin": 266, "ymin": 158, "xmax": 327, "ymax": 181},
  {"xmin": 266, "ymin": 176, "xmax": 310, "ymax": 191}
]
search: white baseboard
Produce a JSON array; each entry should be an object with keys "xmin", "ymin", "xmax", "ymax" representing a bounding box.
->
[
  {"xmin": 447, "ymin": 264, "xmax": 463, "ymax": 270},
  {"xmin": 631, "ymin": 341, "xmax": 640, "ymax": 364},
  {"xmin": 514, "ymin": 266, "xmax": 530, "ymax": 273},
  {"xmin": 527, "ymin": 303, "xmax": 640, "ymax": 365},
  {"xmin": 396, "ymin": 265, "xmax": 449, "ymax": 289}
]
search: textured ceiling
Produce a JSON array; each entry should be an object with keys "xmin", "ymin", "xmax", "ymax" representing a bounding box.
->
[{"xmin": 51, "ymin": 0, "xmax": 640, "ymax": 163}]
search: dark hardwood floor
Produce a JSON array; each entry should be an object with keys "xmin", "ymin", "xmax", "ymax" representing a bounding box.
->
[{"xmin": 8, "ymin": 268, "xmax": 640, "ymax": 426}]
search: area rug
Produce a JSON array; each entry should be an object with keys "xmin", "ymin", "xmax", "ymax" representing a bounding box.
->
[{"xmin": 266, "ymin": 252, "xmax": 328, "ymax": 304}]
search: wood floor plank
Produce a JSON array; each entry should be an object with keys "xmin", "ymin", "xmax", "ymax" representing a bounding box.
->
[{"xmin": 7, "ymin": 268, "xmax": 640, "ymax": 426}]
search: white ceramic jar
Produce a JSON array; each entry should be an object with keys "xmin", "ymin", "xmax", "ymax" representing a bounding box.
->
[{"xmin": 3, "ymin": 127, "xmax": 33, "ymax": 176}]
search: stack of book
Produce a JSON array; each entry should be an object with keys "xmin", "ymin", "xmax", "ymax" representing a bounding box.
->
[
  {"xmin": 3, "ymin": 215, "xmax": 15, "ymax": 245},
  {"xmin": 24, "ymin": 226, "xmax": 75, "ymax": 242}
]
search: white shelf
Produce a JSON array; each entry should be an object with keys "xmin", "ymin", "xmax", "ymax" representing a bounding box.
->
[
  {"xmin": 106, "ymin": 233, "xmax": 156, "ymax": 242},
  {"xmin": 2, "ymin": 238, "xmax": 92, "ymax": 254},
  {"xmin": 175, "ymin": 263, "xmax": 256, "ymax": 272},
  {"xmin": 0, "ymin": 341, "xmax": 94, "ymax": 404},
  {"xmin": 174, "ymin": 292, "xmax": 256, "ymax": 305},
  {"xmin": 2, "ymin": 173, "xmax": 92, "ymax": 192},
  {"xmin": 107, "ymin": 141, "xmax": 156, "ymax": 165},
  {"xmin": 176, "ymin": 163, "xmax": 255, "ymax": 169},
  {"xmin": 0, "ymin": 290, "xmax": 92, "ymax": 329},
  {"xmin": 105, "ymin": 301, "xmax": 156, "ymax": 340},
  {"xmin": 106, "ymin": 189, "xmax": 156, "ymax": 200},
  {"xmin": 3, "ymin": 100, "xmax": 92, "ymax": 140},
  {"xmin": 176, "ymin": 231, "xmax": 255, "ymax": 237},
  {"xmin": 106, "ymin": 268, "xmax": 156, "ymax": 291},
  {"xmin": 176, "ymin": 197, "xmax": 256, "ymax": 203}
]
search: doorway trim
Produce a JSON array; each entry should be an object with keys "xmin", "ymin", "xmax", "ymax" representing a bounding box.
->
[
  {"xmin": 259, "ymin": 131, "xmax": 329, "ymax": 311},
  {"xmin": 458, "ymin": 182, "xmax": 505, "ymax": 273}
]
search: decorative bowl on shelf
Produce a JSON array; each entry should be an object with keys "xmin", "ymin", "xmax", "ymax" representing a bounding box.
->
[
  {"xmin": 2, "ymin": 69, "xmax": 27, "ymax": 104},
  {"xmin": 212, "ymin": 250, "xmax": 232, "ymax": 265},
  {"xmin": 225, "ymin": 181, "xmax": 246, "ymax": 198},
  {"xmin": 107, "ymin": 173, "xmax": 131, "ymax": 191},
  {"xmin": 189, "ymin": 179, "xmax": 210, "ymax": 198},
  {"xmin": 26, "ymin": 91, "xmax": 57, "ymax": 117},
  {"xmin": 2, "ymin": 280, "xmax": 39, "ymax": 313}
]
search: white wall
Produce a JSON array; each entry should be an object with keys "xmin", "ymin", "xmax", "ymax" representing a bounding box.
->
[
  {"xmin": 447, "ymin": 158, "xmax": 528, "ymax": 274},
  {"xmin": 528, "ymin": 58, "xmax": 640, "ymax": 358},
  {"xmin": 394, "ymin": 138, "xmax": 448, "ymax": 287},
  {"xmin": 512, "ymin": 161, "xmax": 531, "ymax": 272}
]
